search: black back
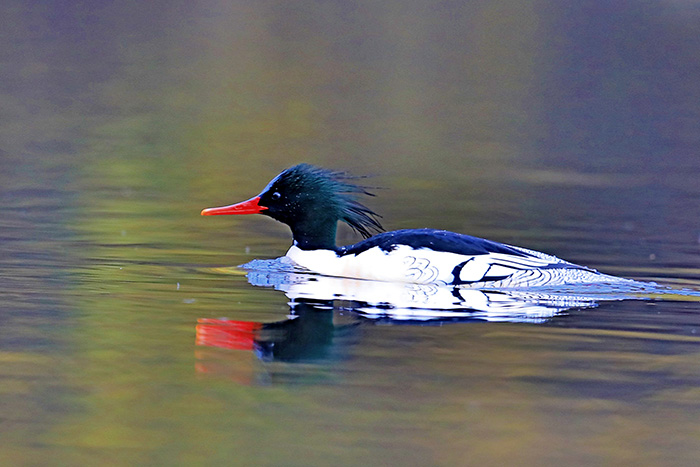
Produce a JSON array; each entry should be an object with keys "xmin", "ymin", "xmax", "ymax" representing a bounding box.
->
[{"xmin": 338, "ymin": 229, "xmax": 531, "ymax": 257}]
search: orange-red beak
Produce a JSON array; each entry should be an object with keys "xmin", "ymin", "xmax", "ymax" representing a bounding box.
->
[{"xmin": 200, "ymin": 196, "xmax": 268, "ymax": 216}]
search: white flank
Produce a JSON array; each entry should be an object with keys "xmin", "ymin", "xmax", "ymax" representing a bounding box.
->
[
  {"xmin": 286, "ymin": 244, "xmax": 469, "ymax": 284},
  {"xmin": 285, "ymin": 243, "xmax": 630, "ymax": 287}
]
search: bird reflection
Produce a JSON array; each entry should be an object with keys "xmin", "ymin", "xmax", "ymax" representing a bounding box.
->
[
  {"xmin": 195, "ymin": 262, "xmax": 646, "ymax": 374},
  {"xmin": 242, "ymin": 265, "xmax": 612, "ymax": 322}
]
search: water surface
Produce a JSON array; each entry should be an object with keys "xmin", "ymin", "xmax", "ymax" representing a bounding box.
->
[{"xmin": 2, "ymin": 1, "xmax": 700, "ymax": 465}]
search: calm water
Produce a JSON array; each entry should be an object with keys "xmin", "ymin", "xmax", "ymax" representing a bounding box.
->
[{"xmin": 2, "ymin": 1, "xmax": 700, "ymax": 465}]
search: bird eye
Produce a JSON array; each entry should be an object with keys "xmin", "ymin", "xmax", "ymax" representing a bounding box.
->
[{"xmin": 271, "ymin": 192, "xmax": 281, "ymax": 201}]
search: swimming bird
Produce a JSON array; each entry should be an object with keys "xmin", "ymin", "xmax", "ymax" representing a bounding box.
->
[{"xmin": 201, "ymin": 163, "xmax": 626, "ymax": 287}]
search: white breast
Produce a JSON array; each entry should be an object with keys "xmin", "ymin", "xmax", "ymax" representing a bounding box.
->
[{"xmin": 286, "ymin": 244, "xmax": 471, "ymax": 285}]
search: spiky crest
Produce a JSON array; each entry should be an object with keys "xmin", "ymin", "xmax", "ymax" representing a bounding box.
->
[{"xmin": 272, "ymin": 163, "xmax": 384, "ymax": 239}]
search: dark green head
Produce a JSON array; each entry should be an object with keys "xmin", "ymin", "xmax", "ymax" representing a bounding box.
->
[{"xmin": 202, "ymin": 163, "xmax": 384, "ymax": 250}]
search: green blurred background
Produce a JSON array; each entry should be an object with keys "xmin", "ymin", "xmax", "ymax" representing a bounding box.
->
[{"xmin": 2, "ymin": 1, "xmax": 700, "ymax": 465}]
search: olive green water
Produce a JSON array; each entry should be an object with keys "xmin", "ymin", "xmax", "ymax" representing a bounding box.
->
[{"xmin": 2, "ymin": 1, "xmax": 700, "ymax": 465}]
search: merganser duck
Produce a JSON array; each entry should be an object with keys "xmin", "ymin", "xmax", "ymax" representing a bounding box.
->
[{"xmin": 201, "ymin": 163, "xmax": 627, "ymax": 287}]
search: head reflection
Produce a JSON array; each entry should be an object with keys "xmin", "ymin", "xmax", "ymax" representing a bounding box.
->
[{"xmin": 197, "ymin": 299, "xmax": 355, "ymax": 363}]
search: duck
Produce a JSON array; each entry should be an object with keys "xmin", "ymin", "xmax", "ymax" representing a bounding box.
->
[{"xmin": 201, "ymin": 163, "xmax": 627, "ymax": 287}]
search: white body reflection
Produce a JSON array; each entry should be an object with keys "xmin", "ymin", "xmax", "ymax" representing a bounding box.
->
[{"xmin": 239, "ymin": 258, "xmax": 653, "ymax": 323}]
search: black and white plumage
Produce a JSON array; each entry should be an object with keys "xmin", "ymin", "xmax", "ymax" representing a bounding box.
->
[
  {"xmin": 202, "ymin": 163, "xmax": 628, "ymax": 287},
  {"xmin": 287, "ymin": 229, "xmax": 622, "ymax": 286}
]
